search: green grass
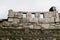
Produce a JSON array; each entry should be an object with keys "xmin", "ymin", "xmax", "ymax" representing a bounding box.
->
[{"xmin": 0, "ymin": 34, "xmax": 60, "ymax": 38}]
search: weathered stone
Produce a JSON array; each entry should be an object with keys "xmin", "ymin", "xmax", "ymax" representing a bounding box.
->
[
  {"xmin": 0, "ymin": 6, "xmax": 60, "ymax": 40},
  {"xmin": 8, "ymin": 18, "xmax": 13, "ymax": 22},
  {"xmin": 8, "ymin": 10, "xmax": 14, "ymax": 17},
  {"xmin": 2, "ymin": 21, "xmax": 10, "ymax": 27}
]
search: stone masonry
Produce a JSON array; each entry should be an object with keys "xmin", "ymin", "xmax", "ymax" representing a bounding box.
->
[
  {"xmin": 0, "ymin": 6, "xmax": 60, "ymax": 40},
  {"xmin": 7, "ymin": 6, "xmax": 60, "ymax": 29}
]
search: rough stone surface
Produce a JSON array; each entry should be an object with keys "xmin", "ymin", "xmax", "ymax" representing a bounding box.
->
[{"xmin": 0, "ymin": 6, "xmax": 60, "ymax": 40}]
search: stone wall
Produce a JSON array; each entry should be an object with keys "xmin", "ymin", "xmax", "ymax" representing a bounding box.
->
[
  {"xmin": 0, "ymin": 6, "xmax": 60, "ymax": 29},
  {"xmin": 0, "ymin": 6, "xmax": 60, "ymax": 40},
  {"xmin": 4, "ymin": 9, "xmax": 59, "ymax": 29}
]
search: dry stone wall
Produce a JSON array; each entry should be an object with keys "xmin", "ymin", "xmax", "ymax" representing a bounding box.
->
[
  {"xmin": 0, "ymin": 9, "xmax": 60, "ymax": 29},
  {"xmin": 0, "ymin": 6, "xmax": 60, "ymax": 40}
]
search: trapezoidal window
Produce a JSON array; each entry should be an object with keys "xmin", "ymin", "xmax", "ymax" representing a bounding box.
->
[
  {"xmin": 31, "ymin": 13, "xmax": 35, "ymax": 18},
  {"xmin": 39, "ymin": 13, "xmax": 44, "ymax": 18},
  {"xmin": 23, "ymin": 13, "xmax": 27, "ymax": 18}
]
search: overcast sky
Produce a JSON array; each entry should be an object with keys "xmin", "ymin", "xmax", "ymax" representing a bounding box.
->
[{"xmin": 0, "ymin": 0, "xmax": 60, "ymax": 19}]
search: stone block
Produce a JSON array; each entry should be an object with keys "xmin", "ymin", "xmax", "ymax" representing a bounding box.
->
[
  {"xmin": 13, "ymin": 18, "xmax": 20, "ymax": 24},
  {"xmin": 29, "ymin": 25, "xmax": 34, "ymax": 29},
  {"xmin": 49, "ymin": 25, "xmax": 55, "ymax": 29},
  {"xmin": 22, "ymin": 18, "xmax": 27, "ymax": 23},
  {"xmin": 2, "ymin": 21, "xmax": 10, "ymax": 27},
  {"xmin": 18, "ymin": 13, "xmax": 22, "ymax": 18},
  {"xmin": 14, "ymin": 12, "xmax": 18, "ymax": 16},
  {"xmin": 8, "ymin": 10, "xmax": 14, "ymax": 17},
  {"xmin": 14, "ymin": 12, "xmax": 18, "ymax": 18},
  {"xmin": 8, "ymin": 18, "xmax": 13, "ymax": 22},
  {"xmin": 38, "ymin": 18, "xmax": 45, "ymax": 23},
  {"xmin": 41, "ymin": 24, "xmax": 50, "ymax": 29},
  {"xmin": 49, "ymin": 17, "xmax": 54, "ymax": 22}
]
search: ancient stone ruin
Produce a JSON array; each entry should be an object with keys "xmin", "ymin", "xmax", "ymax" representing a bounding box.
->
[{"xmin": 0, "ymin": 6, "xmax": 60, "ymax": 40}]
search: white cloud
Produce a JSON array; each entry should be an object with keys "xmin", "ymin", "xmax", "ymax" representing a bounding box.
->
[{"xmin": 0, "ymin": 5, "xmax": 8, "ymax": 19}]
